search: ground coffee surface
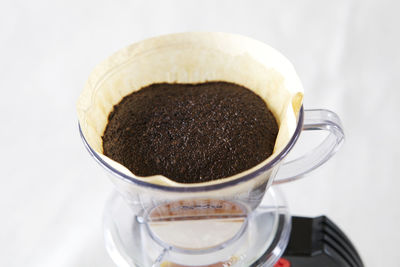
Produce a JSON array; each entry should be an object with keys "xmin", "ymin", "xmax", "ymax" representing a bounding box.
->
[{"xmin": 103, "ymin": 82, "xmax": 278, "ymax": 183}]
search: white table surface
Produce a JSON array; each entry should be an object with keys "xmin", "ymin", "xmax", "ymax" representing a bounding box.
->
[{"xmin": 1, "ymin": 0, "xmax": 399, "ymax": 266}]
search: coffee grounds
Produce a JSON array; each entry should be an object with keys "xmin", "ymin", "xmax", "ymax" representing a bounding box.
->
[{"xmin": 102, "ymin": 82, "xmax": 278, "ymax": 183}]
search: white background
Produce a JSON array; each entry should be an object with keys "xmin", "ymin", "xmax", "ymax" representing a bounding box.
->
[{"xmin": 1, "ymin": 0, "xmax": 399, "ymax": 266}]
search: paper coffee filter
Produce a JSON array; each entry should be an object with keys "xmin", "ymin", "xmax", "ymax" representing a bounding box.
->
[{"xmin": 77, "ymin": 32, "xmax": 303, "ymax": 187}]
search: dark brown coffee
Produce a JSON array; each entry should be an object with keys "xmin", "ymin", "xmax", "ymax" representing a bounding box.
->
[{"xmin": 102, "ymin": 82, "xmax": 278, "ymax": 183}]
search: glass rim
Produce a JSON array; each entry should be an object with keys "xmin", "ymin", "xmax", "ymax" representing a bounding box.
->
[{"xmin": 79, "ymin": 106, "xmax": 304, "ymax": 192}]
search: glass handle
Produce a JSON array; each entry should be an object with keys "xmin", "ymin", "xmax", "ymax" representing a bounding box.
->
[{"xmin": 273, "ymin": 109, "xmax": 345, "ymax": 185}]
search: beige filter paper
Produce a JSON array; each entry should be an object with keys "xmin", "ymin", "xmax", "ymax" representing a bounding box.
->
[{"xmin": 77, "ymin": 32, "xmax": 304, "ymax": 187}]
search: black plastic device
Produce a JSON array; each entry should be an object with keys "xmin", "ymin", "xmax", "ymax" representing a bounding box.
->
[{"xmin": 277, "ymin": 216, "xmax": 364, "ymax": 267}]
